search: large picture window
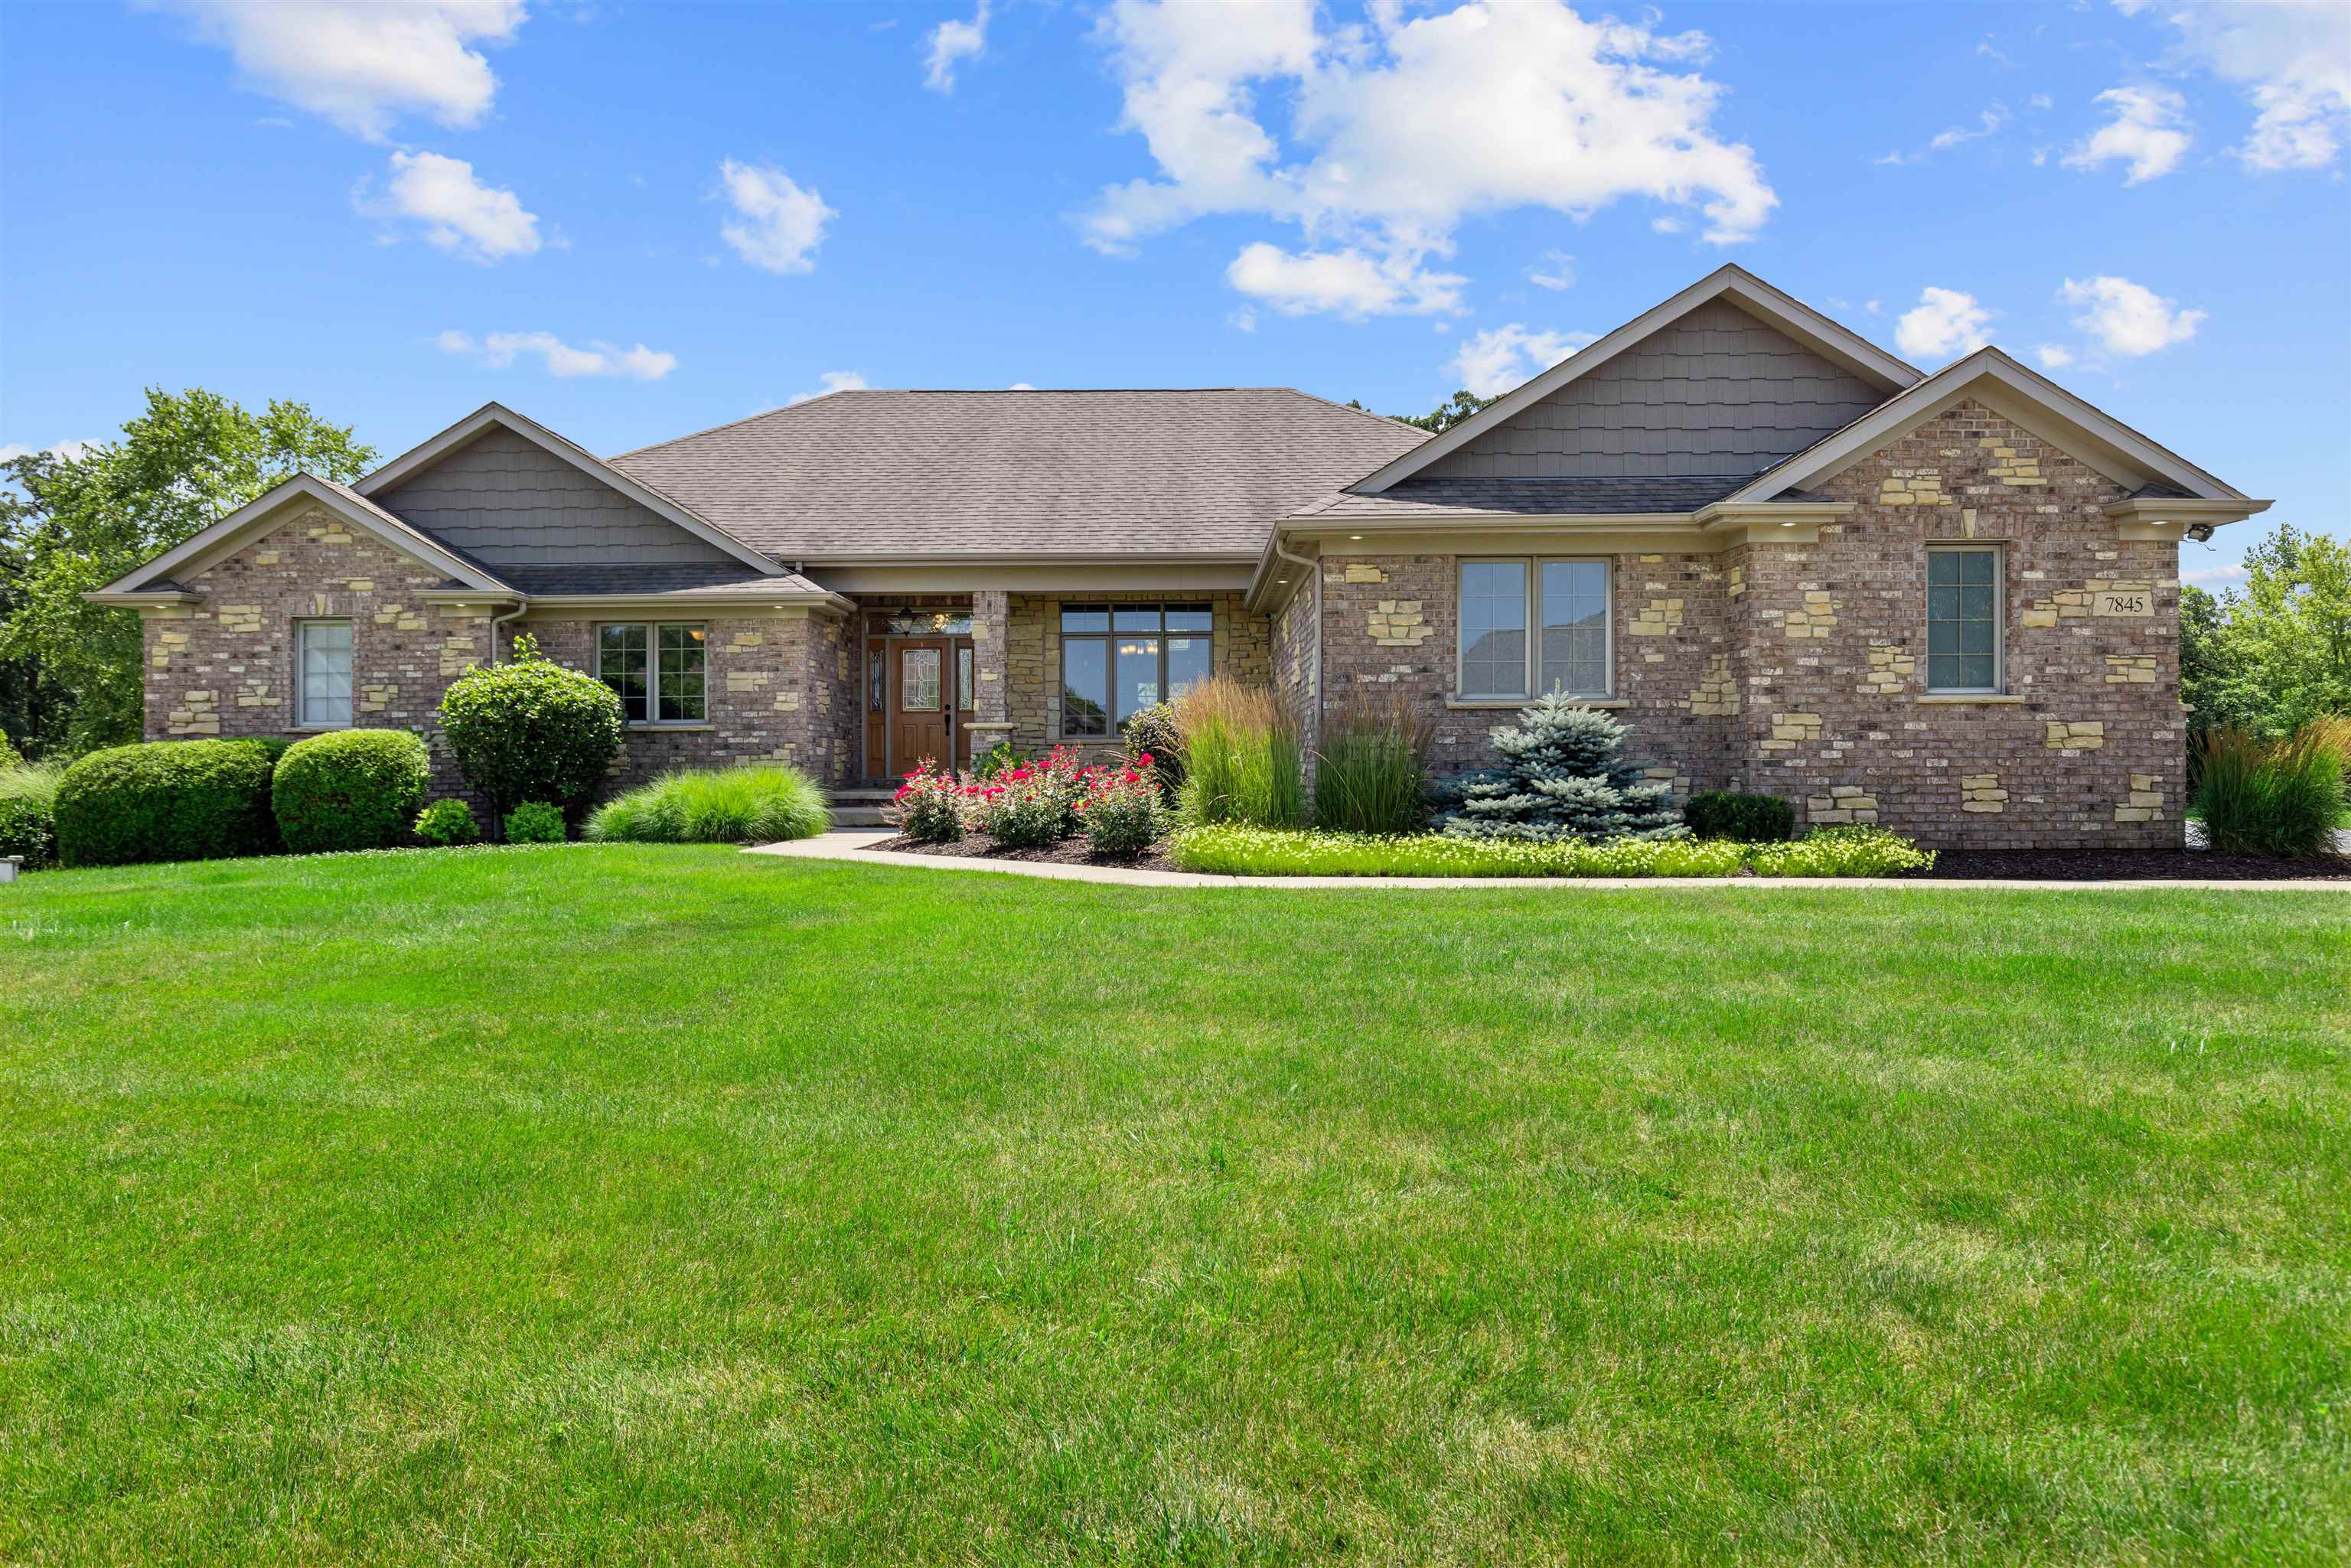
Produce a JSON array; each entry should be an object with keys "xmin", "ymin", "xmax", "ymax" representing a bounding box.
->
[
  {"xmin": 1059, "ymin": 603, "xmax": 1212, "ymax": 736},
  {"xmin": 598, "ymin": 622, "xmax": 706, "ymax": 723},
  {"xmin": 1456, "ymin": 559, "xmax": 1612, "ymax": 699},
  {"xmin": 296, "ymin": 620, "xmax": 353, "ymax": 729},
  {"xmin": 1926, "ymin": 546, "xmax": 2003, "ymax": 693}
]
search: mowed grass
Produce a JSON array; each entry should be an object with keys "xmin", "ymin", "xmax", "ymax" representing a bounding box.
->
[{"xmin": 2, "ymin": 847, "xmax": 2346, "ymax": 1566}]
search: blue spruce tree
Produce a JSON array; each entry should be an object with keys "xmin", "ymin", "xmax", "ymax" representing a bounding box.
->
[{"xmin": 1439, "ymin": 693, "xmax": 1687, "ymax": 842}]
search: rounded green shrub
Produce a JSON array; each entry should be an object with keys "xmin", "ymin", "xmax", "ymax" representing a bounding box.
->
[
  {"xmin": 54, "ymin": 739, "xmax": 278, "ymax": 867},
  {"xmin": 413, "ymin": 797, "xmax": 481, "ymax": 846},
  {"xmin": 271, "ymin": 729, "xmax": 431, "ymax": 853},
  {"xmin": 585, "ymin": 764, "xmax": 830, "ymax": 844},
  {"xmin": 504, "ymin": 800, "xmax": 567, "ymax": 843},
  {"xmin": 1684, "ymin": 789, "xmax": 1798, "ymax": 843},
  {"xmin": 435, "ymin": 636, "xmax": 623, "ymax": 821},
  {"xmin": 0, "ymin": 758, "xmax": 65, "ymax": 869}
]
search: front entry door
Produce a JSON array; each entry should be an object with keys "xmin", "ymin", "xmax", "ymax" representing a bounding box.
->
[{"xmin": 889, "ymin": 639, "xmax": 951, "ymax": 771}]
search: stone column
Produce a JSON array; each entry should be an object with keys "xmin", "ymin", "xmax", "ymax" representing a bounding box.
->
[{"xmin": 966, "ymin": 588, "xmax": 1015, "ymax": 759}]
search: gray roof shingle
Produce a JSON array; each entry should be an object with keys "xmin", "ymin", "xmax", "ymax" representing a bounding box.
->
[
  {"xmin": 1296, "ymin": 474, "xmax": 1763, "ymax": 520},
  {"xmin": 605, "ymin": 389, "xmax": 1430, "ymax": 559},
  {"xmin": 491, "ymin": 563, "xmax": 828, "ymax": 598}
]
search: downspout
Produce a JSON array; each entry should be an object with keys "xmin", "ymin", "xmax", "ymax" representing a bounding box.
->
[
  {"xmin": 487, "ymin": 599, "xmax": 527, "ymax": 665},
  {"xmin": 1270, "ymin": 532, "xmax": 1321, "ymax": 761}
]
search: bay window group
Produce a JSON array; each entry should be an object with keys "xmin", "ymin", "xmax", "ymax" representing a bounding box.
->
[{"xmin": 1060, "ymin": 602, "xmax": 1211, "ymax": 736}]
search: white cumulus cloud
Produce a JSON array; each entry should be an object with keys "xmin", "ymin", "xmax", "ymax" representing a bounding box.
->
[
  {"xmin": 1525, "ymin": 249, "xmax": 1576, "ymax": 290},
  {"xmin": 155, "ymin": 0, "xmax": 527, "ymax": 142},
  {"xmin": 924, "ymin": 0, "xmax": 990, "ymax": 92},
  {"xmin": 0, "ymin": 437, "xmax": 99, "ymax": 466},
  {"xmin": 438, "ymin": 329, "xmax": 677, "ymax": 380},
  {"xmin": 365, "ymin": 150, "xmax": 540, "ymax": 262},
  {"xmin": 1227, "ymin": 242, "xmax": 1465, "ymax": 318},
  {"xmin": 716, "ymin": 159, "xmax": 835, "ymax": 274},
  {"xmin": 1447, "ymin": 323, "xmax": 1599, "ymax": 398},
  {"xmin": 2058, "ymin": 275, "xmax": 2206, "ymax": 356},
  {"xmin": 2062, "ymin": 85, "xmax": 2193, "ymax": 184},
  {"xmin": 2033, "ymin": 344, "xmax": 2075, "ymax": 370},
  {"xmin": 1084, "ymin": 0, "xmax": 1776, "ymax": 318},
  {"xmin": 2139, "ymin": 0, "xmax": 2350, "ymax": 172},
  {"xmin": 789, "ymin": 371, "xmax": 869, "ymax": 405},
  {"xmin": 1894, "ymin": 287, "xmax": 1994, "ymax": 362}
]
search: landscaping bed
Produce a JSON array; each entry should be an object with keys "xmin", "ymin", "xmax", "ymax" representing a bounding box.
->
[
  {"xmin": 1914, "ymin": 846, "xmax": 2351, "ymax": 881},
  {"xmin": 863, "ymin": 830, "xmax": 1183, "ymax": 872}
]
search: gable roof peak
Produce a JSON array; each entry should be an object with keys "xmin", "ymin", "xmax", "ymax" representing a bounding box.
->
[{"xmin": 1350, "ymin": 265, "xmax": 1920, "ymax": 494}]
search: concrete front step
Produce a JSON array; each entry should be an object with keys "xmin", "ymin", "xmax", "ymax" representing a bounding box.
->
[{"xmin": 830, "ymin": 788, "xmax": 897, "ymax": 829}]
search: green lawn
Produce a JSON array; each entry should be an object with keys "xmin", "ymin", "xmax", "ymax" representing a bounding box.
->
[{"xmin": 3, "ymin": 846, "xmax": 2346, "ymax": 1566}]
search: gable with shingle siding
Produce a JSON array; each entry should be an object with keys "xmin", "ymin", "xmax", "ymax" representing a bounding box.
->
[
  {"xmin": 375, "ymin": 426, "xmax": 739, "ymax": 571},
  {"xmin": 1420, "ymin": 299, "xmax": 1886, "ymax": 481}
]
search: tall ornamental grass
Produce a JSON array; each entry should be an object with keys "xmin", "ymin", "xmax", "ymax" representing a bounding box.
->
[
  {"xmin": 0, "ymin": 757, "xmax": 67, "ymax": 868},
  {"xmin": 2193, "ymin": 718, "xmax": 2349, "ymax": 857},
  {"xmin": 585, "ymin": 764, "xmax": 830, "ymax": 845},
  {"xmin": 1173, "ymin": 676, "xmax": 1306, "ymax": 829},
  {"xmin": 1312, "ymin": 689, "xmax": 1430, "ymax": 834}
]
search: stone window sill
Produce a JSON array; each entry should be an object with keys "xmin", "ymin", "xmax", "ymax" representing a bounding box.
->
[
  {"xmin": 1916, "ymin": 694, "xmax": 2026, "ymax": 706},
  {"xmin": 627, "ymin": 722, "xmax": 716, "ymax": 732},
  {"xmin": 1445, "ymin": 695, "xmax": 1625, "ymax": 710}
]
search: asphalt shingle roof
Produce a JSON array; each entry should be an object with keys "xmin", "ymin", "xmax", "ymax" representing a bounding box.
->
[
  {"xmin": 1296, "ymin": 474, "xmax": 1766, "ymax": 520},
  {"xmin": 605, "ymin": 389, "xmax": 1430, "ymax": 559},
  {"xmin": 489, "ymin": 563, "xmax": 829, "ymax": 598}
]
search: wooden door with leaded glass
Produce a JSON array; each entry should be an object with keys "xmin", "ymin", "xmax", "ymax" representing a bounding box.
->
[{"xmin": 889, "ymin": 639, "xmax": 951, "ymax": 774}]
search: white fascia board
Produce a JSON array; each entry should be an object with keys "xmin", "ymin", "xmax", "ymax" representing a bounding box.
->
[
  {"xmin": 90, "ymin": 474, "xmax": 505, "ymax": 597},
  {"xmin": 1348, "ymin": 264, "xmax": 1920, "ymax": 494},
  {"xmin": 354, "ymin": 403, "xmax": 783, "ymax": 579}
]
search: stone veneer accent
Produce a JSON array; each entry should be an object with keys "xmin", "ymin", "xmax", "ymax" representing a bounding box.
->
[{"xmin": 1272, "ymin": 399, "xmax": 2187, "ymax": 848}]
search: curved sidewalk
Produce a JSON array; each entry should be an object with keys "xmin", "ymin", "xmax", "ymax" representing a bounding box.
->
[{"xmin": 748, "ymin": 831, "xmax": 2351, "ymax": 892}]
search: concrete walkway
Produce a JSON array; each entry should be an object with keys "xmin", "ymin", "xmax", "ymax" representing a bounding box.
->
[{"xmin": 748, "ymin": 831, "xmax": 2350, "ymax": 892}]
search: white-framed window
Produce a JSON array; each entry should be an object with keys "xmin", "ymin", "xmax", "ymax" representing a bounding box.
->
[
  {"xmin": 597, "ymin": 622, "xmax": 706, "ymax": 724},
  {"xmin": 1058, "ymin": 603, "xmax": 1213, "ymax": 737},
  {"xmin": 1926, "ymin": 546, "xmax": 2004, "ymax": 693},
  {"xmin": 295, "ymin": 620, "xmax": 353, "ymax": 729},
  {"xmin": 1456, "ymin": 558, "xmax": 1612, "ymax": 700}
]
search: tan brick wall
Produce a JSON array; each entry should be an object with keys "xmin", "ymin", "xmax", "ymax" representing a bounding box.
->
[
  {"xmin": 1314, "ymin": 550, "xmax": 1735, "ymax": 797},
  {"xmin": 141, "ymin": 504, "xmax": 864, "ymax": 804},
  {"xmin": 1004, "ymin": 592, "xmax": 1269, "ymax": 758},
  {"xmin": 143, "ymin": 506, "xmax": 495, "ymax": 797},
  {"xmin": 1743, "ymin": 399, "xmax": 2185, "ymax": 848},
  {"xmin": 527, "ymin": 610, "xmax": 859, "ymax": 790},
  {"xmin": 1290, "ymin": 400, "xmax": 2187, "ymax": 848}
]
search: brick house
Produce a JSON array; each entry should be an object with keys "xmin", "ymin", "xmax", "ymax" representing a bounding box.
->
[{"xmin": 92, "ymin": 266, "xmax": 2266, "ymax": 846}]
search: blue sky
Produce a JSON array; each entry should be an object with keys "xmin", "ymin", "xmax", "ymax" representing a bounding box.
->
[{"xmin": 3, "ymin": 0, "xmax": 2345, "ymax": 588}]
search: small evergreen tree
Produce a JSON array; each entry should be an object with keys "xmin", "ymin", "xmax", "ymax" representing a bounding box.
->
[{"xmin": 1439, "ymin": 693, "xmax": 1685, "ymax": 842}]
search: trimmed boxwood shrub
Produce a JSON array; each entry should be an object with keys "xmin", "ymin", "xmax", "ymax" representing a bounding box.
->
[
  {"xmin": 504, "ymin": 800, "xmax": 567, "ymax": 843},
  {"xmin": 1684, "ymin": 789, "xmax": 1798, "ymax": 843},
  {"xmin": 436, "ymin": 635, "xmax": 624, "ymax": 827},
  {"xmin": 54, "ymin": 739, "xmax": 278, "ymax": 867},
  {"xmin": 413, "ymin": 797, "xmax": 481, "ymax": 846},
  {"xmin": 271, "ymin": 729, "xmax": 431, "ymax": 853}
]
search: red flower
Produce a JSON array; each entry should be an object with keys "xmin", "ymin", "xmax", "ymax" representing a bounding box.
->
[{"xmin": 1137, "ymin": 752, "xmax": 1155, "ymax": 766}]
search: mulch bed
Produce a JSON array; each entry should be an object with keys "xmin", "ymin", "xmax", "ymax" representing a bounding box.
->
[
  {"xmin": 862, "ymin": 833, "xmax": 1185, "ymax": 874},
  {"xmin": 862, "ymin": 834, "xmax": 2349, "ymax": 883},
  {"xmin": 1908, "ymin": 848, "xmax": 2351, "ymax": 882}
]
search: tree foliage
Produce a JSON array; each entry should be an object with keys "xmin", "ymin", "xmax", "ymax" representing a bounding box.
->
[
  {"xmin": 2182, "ymin": 525, "xmax": 2351, "ymax": 737},
  {"xmin": 0, "ymin": 389, "xmax": 374, "ymax": 757},
  {"xmin": 1345, "ymin": 390, "xmax": 1498, "ymax": 434}
]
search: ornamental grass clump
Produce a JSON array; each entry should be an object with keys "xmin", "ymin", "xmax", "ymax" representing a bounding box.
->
[
  {"xmin": 1439, "ymin": 692, "xmax": 1684, "ymax": 843},
  {"xmin": 585, "ymin": 764, "xmax": 830, "ymax": 845},
  {"xmin": 0, "ymin": 757, "xmax": 66, "ymax": 869},
  {"xmin": 1173, "ymin": 676, "xmax": 1305, "ymax": 828},
  {"xmin": 1078, "ymin": 758, "xmax": 1170, "ymax": 858},
  {"xmin": 2193, "ymin": 719, "xmax": 2349, "ymax": 857},
  {"xmin": 1312, "ymin": 689, "xmax": 1430, "ymax": 835}
]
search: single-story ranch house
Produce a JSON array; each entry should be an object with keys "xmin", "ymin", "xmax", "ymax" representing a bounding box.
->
[{"xmin": 93, "ymin": 266, "xmax": 2268, "ymax": 846}]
